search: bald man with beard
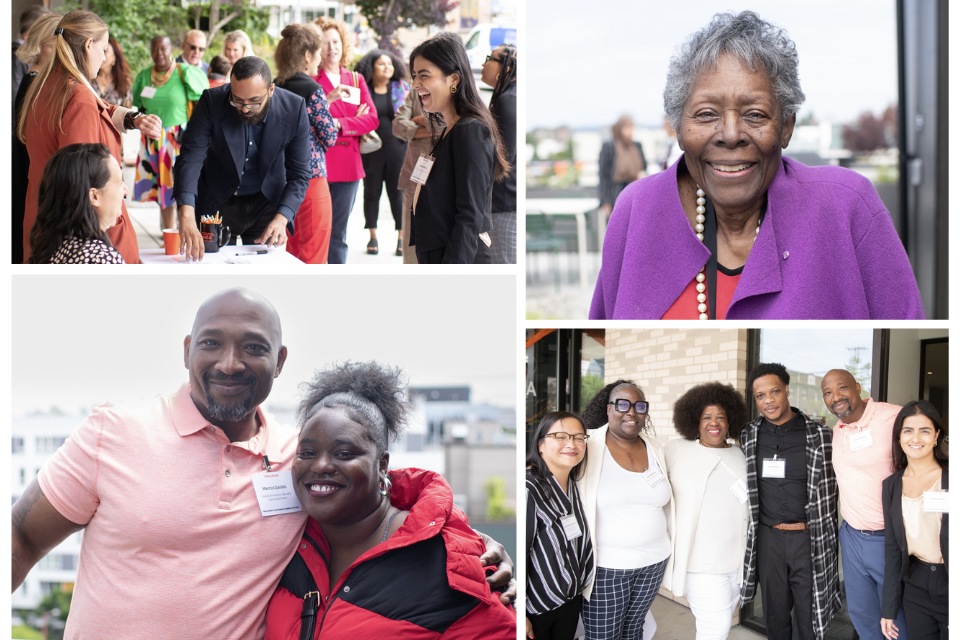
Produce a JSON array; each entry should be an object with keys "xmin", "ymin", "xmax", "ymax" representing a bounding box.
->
[
  {"xmin": 820, "ymin": 369, "xmax": 909, "ymax": 640},
  {"xmin": 12, "ymin": 288, "xmax": 514, "ymax": 639}
]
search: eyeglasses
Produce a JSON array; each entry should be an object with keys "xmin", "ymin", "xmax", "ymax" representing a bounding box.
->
[
  {"xmin": 608, "ymin": 400, "xmax": 649, "ymax": 414},
  {"xmin": 484, "ymin": 54, "xmax": 505, "ymax": 65},
  {"xmin": 541, "ymin": 432, "xmax": 590, "ymax": 444},
  {"xmin": 187, "ymin": 44, "xmax": 206, "ymax": 52},
  {"xmin": 229, "ymin": 94, "xmax": 267, "ymax": 111}
]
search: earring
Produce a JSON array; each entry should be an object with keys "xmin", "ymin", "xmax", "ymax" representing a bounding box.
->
[
  {"xmin": 379, "ymin": 474, "xmax": 392, "ymax": 496},
  {"xmin": 450, "ymin": 84, "xmax": 457, "ymax": 94}
]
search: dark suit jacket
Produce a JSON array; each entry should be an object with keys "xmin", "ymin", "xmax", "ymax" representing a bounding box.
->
[
  {"xmin": 598, "ymin": 140, "xmax": 646, "ymax": 208},
  {"xmin": 881, "ymin": 467, "xmax": 949, "ymax": 618},
  {"xmin": 173, "ymin": 84, "xmax": 311, "ymax": 232}
]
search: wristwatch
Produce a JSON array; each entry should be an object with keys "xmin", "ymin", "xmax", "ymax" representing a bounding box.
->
[{"xmin": 123, "ymin": 111, "xmax": 143, "ymax": 131}]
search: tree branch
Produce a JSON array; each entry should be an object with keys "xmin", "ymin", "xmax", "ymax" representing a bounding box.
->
[{"xmin": 208, "ymin": 11, "xmax": 241, "ymax": 42}]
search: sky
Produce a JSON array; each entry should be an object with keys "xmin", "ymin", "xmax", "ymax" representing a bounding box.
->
[
  {"xmin": 526, "ymin": 0, "xmax": 898, "ymax": 129},
  {"xmin": 11, "ymin": 275, "xmax": 517, "ymax": 416},
  {"xmin": 760, "ymin": 328, "xmax": 874, "ymax": 377}
]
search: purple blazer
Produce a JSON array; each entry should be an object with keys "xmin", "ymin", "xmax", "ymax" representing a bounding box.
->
[{"xmin": 589, "ymin": 156, "xmax": 925, "ymax": 319}]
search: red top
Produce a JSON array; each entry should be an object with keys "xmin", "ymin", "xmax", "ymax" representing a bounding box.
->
[
  {"xmin": 23, "ymin": 76, "xmax": 139, "ymax": 263},
  {"xmin": 313, "ymin": 68, "xmax": 379, "ymax": 183},
  {"xmin": 660, "ymin": 270, "xmax": 742, "ymax": 320}
]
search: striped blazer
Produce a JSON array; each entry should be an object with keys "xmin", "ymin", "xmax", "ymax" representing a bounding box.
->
[
  {"xmin": 738, "ymin": 409, "xmax": 841, "ymax": 640},
  {"xmin": 525, "ymin": 470, "xmax": 594, "ymax": 615}
]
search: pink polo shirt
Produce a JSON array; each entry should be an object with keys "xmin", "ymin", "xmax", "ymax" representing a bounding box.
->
[
  {"xmin": 38, "ymin": 384, "xmax": 308, "ymax": 639},
  {"xmin": 832, "ymin": 398, "xmax": 901, "ymax": 531}
]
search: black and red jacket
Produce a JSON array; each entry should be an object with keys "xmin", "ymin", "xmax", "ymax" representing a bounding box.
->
[{"xmin": 264, "ymin": 468, "xmax": 516, "ymax": 639}]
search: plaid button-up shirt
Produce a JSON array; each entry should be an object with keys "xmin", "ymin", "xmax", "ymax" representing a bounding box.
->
[{"xmin": 738, "ymin": 409, "xmax": 841, "ymax": 640}]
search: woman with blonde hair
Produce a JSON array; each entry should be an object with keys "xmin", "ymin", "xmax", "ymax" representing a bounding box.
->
[
  {"xmin": 17, "ymin": 10, "xmax": 162, "ymax": 263},
  {"xmin": 13, "ymin": 11, "xmax": 60, "ymax": 265},
  {"xmin": 273, "ymin": 23, "xmax": 343, "ymax": 263},
  {"xmin": 222, "ymin": 29, "xmax": 254, "ymax": 67},
  {"xmin": 312, "ymin": 16, "xmax": 378, "ymax": 263}
]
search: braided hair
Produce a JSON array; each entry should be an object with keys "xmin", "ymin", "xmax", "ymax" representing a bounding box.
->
[{"xmin": 490, "ymin": 44, "xmax": 516, "ymax": 102}]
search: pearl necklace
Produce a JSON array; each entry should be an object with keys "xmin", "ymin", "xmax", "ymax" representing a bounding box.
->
[{"xmin": 693, "ymin": 186, "xmax": 760, "ymax": 320}]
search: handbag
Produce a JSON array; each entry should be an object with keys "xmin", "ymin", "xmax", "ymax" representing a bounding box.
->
[
  {"xmin": 351, "ymin": 71, "xmax": 382, "ymax": 154},
  {"xmin": 174, "ymin": 63, "xmax": 196, "ymax": 145}
]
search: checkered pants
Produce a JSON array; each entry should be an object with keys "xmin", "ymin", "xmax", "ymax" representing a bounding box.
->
[
  {"xmin": 583, "ymin": 559, "xmax": 668, "ymax": 640},
  {"xmin": 489, "ymin": 211, "xmax": 517, "ymax": 264}
]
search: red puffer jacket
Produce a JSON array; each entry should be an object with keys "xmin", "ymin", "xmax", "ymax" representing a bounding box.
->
[{"xmin": 264, "ymin": 468, "xmax": 516, "ymax": 639}]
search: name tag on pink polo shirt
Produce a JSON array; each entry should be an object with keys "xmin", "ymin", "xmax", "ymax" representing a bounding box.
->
[
  {"xmin": 251, "ymin": 470, "xmax": 303, "ymax": 517},
  {"xmin": 849, "ymin": 429, "xmax": 874, "ymax": 451}
]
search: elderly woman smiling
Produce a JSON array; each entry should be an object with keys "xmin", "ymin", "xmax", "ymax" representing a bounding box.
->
[{"xmin": 590, "ymin": 11, "xmax": 924, "ymax": 320}]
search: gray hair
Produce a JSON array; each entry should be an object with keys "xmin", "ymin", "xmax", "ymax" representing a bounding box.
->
[{"xmin": 663, "ymin": 11, "xmax": 805, "ymax": 132}]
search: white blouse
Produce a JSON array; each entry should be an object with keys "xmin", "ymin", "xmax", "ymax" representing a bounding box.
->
[{"xmin": 595, "ymin": 446, "xmax": 672, "ymax": 569}]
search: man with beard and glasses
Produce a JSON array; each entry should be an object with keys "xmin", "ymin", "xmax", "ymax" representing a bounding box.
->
[
  {"xmin": 11, "ymin": 288, "xmax": 516, "ymax": 639},
  {"xmin": 820, "ymin": 369, "xmax": 909, "ymax": 640},
  {"xmin": 174, "ymin": 56, "xmax": 312, "ymax": 260}
]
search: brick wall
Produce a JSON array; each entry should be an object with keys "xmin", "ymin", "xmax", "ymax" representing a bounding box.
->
[{"xmin": 604, "ymin": 329, "xmax": 750, "ymax": 443}]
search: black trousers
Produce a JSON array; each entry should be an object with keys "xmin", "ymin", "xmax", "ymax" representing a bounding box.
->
[
  {"xmin": 528, "ymin": 595, "xmax": 582, "ymax": 640},
  {"xmin": 217, "ymin": 192, "xmax": 280, "ymax": 244},
  {"xmin": 361, "ymin": 145, "xmax": 403, "ymax": 230},
  {"xmin": 903, "ymin": 557, "xmax": 948, "ymax": 640},
  {"xmin": 757, "ymin": 526, "xmax": 815, "ymax": 640}
]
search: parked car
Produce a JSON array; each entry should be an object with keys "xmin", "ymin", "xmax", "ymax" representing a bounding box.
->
[{"xmin": 464, "ymin": 22, "xmax": 517, "ymax": 78}]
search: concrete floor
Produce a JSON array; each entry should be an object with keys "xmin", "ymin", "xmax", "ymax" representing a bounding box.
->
[{"xmin": 647, "ymin": 596, "xmax": 765, "ymax": 640}]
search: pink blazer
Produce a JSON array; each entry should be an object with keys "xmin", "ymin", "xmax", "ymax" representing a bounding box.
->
[{"xmin": 314, "ymin": 67, "xmax": 378, "ymax": 183}]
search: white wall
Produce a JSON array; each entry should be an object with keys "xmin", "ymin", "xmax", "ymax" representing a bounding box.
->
[{"xmin": 885, "ymin": 329, "xmax": 948, "ymax": 407}]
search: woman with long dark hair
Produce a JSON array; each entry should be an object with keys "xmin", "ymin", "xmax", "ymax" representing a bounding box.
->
[
  {"xmin": 476, "ymin": 43, "xmax": 517, "ymax": 264},
  {"xmin": 93, "ymin": 37, "xmax": 132, "ymax": 107},
  {"xmin": 273, "ymin": 23, "xmax": 341, "ymax": 263},
  {"xmin": 29, "ymin": 143, "xmax": 127, "ymax": 263},
  {"xmin": 355, "ymin": 48, "xmax": 409, "ymax": 256},
  {"xmin": 408, "ymin": 32, "xmax": 510, "ymax": 263},
  {"xmin": 17, "ymin": 10, "xmax": 161, "ymax": 263},
  {"xmin": 880, "ymin": 401, "xmax": 948, "ymax": 640},
  {"xmin": 526, "ymin": 411, "xmax": 594, "ymax": 640}
]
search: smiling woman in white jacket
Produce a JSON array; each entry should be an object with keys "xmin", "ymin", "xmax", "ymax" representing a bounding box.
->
[
  {"xmin": 578, "ymin": 379, "xmax": 675, "ymax": 640},
  {"xmin": 663, "ymin": 382, "xmax": 750, "ymax": 640}
]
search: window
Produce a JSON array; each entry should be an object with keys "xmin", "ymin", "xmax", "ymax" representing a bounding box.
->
[
  {"xmin": 40, "ymin": 582, "xmax": 61, "ymax": 597},
  {"xmin": 12, "ymin": 437, "xmax": 23, "ymax": 454},
  {"xmin": 36, "ymin": 437, "xmax": 66, "ymax": 455}
]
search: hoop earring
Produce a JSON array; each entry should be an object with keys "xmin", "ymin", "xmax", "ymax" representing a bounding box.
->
[{"xmin": 379, "ymin": 474, "xmax": 392, "ymax": 496}]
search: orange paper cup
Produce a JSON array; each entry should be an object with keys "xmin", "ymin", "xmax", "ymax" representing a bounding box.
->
[{"xmin": 162, "ymin": 229, "xmax": 180, "ymax": 255}]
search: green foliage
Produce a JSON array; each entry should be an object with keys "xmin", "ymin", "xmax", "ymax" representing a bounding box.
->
[
  {"xmin": 483, "ymin": 477, "xmax": 515, "ymax": 521},
  {"xmin": 12, "ymin": 624, "xmax": 43, "ymax": 640},
  {"xmin": 37, "ymin": 587, "xmax": 72, "ymax": 622},
  {"xmin": 580, "ymin": 374, "xmax": 604, "ymax": 413},
  {"xmin": 845, "ymin": 346, "xmax": 872, "ymax": 398}
]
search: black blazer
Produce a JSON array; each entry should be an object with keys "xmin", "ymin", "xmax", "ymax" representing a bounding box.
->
[
  {"xmin": 880, "ymin": 467, "xmax": 949, "ymax": 618},
  {"xmin": 173, "ymin": 84, "xmax": 311, "ymax": 232}
]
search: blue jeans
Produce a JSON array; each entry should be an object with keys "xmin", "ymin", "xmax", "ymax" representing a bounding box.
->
[
  {"xmin": 327, "ymin": 180, "xmax": 359, "ymax": 264},
  {"xmin": 840, "ymin": 520, "xmax": 909, "ymax": 640}
]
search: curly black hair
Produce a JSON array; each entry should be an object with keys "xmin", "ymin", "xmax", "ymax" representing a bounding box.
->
[
  {"xmin": 354, "ymin": 48, "xmax": 407, "ymax": 86},
  {"xmin": 672, "ymin": 382, "xmax": 748, "ymax": 441},
  {"xmin": 580, "ymin": 379, "xmax": 652, "ymax": 432},
  {"xmin": 297, "ymin": 361, "xmax": 409, "ymax": 454},
  {"xmin": 746, "ymin": 362, "xmax": 790, "ymax": 400}
]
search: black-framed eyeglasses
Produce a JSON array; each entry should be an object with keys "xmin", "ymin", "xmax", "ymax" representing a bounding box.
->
[
  {"xmin": 187, "ymin": 44, "xmax": 206, "ymax": 52},
  {"xmin": 608, "ymin": 400, "xmax": 649, "ymax": 414},
  {"xmin": 484, "ymin": 54, "xmax": 505, "ymax": 65},
  {"xmin": 541, "ymin": 432, "xmax": 590, "ymax": 444},
  {"xmin": 229, "ymin": 94, "xmax": 267, "ymax": 111}
]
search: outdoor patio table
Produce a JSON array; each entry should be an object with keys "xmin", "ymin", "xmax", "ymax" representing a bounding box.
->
[{"xmin": 138, "ymin": 245, "xmax": 304, "ymax": 265}]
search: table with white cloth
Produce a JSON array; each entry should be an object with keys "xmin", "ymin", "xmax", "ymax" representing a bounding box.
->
[{"xmin": 138, "ymin": 245, "xmax": 304, "ymax": 265}]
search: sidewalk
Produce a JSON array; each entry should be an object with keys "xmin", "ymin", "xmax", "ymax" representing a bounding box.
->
[
  {"xmin": 123, "ymin": 164, "xmax": 407, "ymax": 265},
  {"xmin": 647, "ymin": 595, "xmax": 764, "ymax": 640}
]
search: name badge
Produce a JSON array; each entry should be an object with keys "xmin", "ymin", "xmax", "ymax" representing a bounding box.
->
[
  {"xmin": 924, "ymin": 491, "xmax": 949, "ymax": 513},
  {"xmin": 643, "ymin": 466, "xmax": 665, "ymax": 487},
  {"xmin": 730, "ymin": 478, "xmax": 749, "ymax": 504},
  {"xmin": 140, "ymin": 86, "xmax": 157, "ymax": 99},
  {"xmin": 410, "ymin": 155, "xmax": 434, "ymax": 185},
  {"xmin": 560, "ymin": 514, "xmax": 582, "ymax": 540},
  {"xmin": 341, "ymin": 85, "xmax": 361, "ymax": 106},
  {"xmin": 251, "ymin": 470, "xmax": 303, "ymax": 517},
  {"xmin": 762, "ymin": 458, "xmax": 786, "ymax": 478},
  {"xmin": 849, "ymin": 429, "xmax": 874, "ymax": 451}
]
